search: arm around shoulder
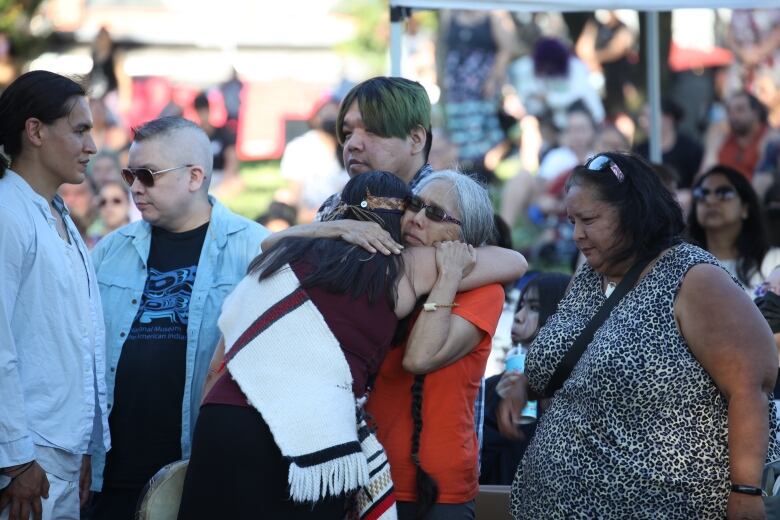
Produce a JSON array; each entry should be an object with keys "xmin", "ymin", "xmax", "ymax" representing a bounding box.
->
[{"xmin": 403, "ymin": 245, "xmax": 526, "ymax": 298}]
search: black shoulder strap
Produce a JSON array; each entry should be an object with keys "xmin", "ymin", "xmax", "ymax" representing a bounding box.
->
[{"xmin": 543, "ymin": 256, "xmax": 653, "ymax": 397}]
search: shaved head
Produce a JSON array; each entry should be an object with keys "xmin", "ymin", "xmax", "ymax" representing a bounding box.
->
[{"xmin": 133, "ymin": 116, "xmax": 214, "ymax": 190}]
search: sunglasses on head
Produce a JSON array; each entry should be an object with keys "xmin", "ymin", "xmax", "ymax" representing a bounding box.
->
[
  {"xmin": 405, "ymin": 195, "xmax": 462, "ymax": 226},
  {"xmin": 692, "ymin": 186, "xmax": 737, "ymax": 202},
  {"xmin": 585, "ymin": 155, "xmax": 625, "ymax": 183},
  {"xmin": 98, "ymin": 197, "xmax": 124, "ymax": 207},
  {"xmin": 121, "ymin": 164, "xmax": 192, "ymax": 188}
]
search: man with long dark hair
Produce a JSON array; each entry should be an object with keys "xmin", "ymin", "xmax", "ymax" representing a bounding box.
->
[{"xmin": 0, "ymin": 70, "xmax": 110, "ymax": 519}]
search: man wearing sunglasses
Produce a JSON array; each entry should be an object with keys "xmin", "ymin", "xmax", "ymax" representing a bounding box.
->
[{"xmin": 88, "ymin": 117, "xmax": 267, "ymax": 519}]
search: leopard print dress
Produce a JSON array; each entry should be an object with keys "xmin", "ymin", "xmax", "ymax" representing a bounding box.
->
[{"xmin": 510, "ymin": 243, "xmax": 779, "ymax": 519}]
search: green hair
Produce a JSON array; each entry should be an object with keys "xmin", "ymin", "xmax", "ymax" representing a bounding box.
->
[{"xmin": 337, "ymin": 76, "xmax": 432, "ymax": 160}]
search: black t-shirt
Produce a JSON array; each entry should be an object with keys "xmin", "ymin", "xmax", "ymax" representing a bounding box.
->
[
  {"xmin": 208, "ymin": 126, "xmax": 236, "ymax": 171},
  {"xmin": 634, "ymin": 133, "xmax": 703, "ymax": 189},
  {"xmin": 104, "ymin": 222, "xmax": 209, "ymax": 489}
]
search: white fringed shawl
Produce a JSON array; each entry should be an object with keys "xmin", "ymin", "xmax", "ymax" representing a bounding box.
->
[{"xmin": 218, "ymin": 266, "xmax": 368, "ymax": 502}]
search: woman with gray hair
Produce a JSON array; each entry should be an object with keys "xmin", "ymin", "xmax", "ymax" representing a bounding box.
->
[
  {"xmin": 263, "ymin": 169, "xmax": 511, "ymax": 519},
  {"xmin": 366, "ymin": 170, "xmax": 505, "ymax": 520}
]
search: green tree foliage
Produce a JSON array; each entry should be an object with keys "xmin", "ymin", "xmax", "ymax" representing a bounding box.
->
[
  {"xmin": 0, "ymin": 0, "xmax": 47, "ymax": 61},
  {"xmin": 333, "ymin": 0, "xmax": 388, "ymax": 75}
]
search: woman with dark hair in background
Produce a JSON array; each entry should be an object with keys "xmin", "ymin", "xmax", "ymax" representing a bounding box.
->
[
  {"xmin": 498, "ymin": 152, "xmax": 778, "ymax": 518},
  {"xmin": 177, "ymin": 171, "xmax": 527, "ymax": 518},
  {"xmin": 95, "ymin": 181, "xmax": 131, "ymax": 238},
  {"xmin": 480, "ymin": 272, "xmax": 570, "ymax": 485},
  {"xmin": 688, "ymin": 164, "xmax": 780, "ymax": 294}
]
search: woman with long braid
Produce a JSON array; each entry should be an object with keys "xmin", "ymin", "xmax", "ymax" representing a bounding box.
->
[
  {"xmin": 177, "ymin": 171, "xmax": 526, "ymax": 518},
  {"xmin": 367, "ymin": 171, "xmax": 504, "ymax": 520},
  {"xmin": 259, "ymin": 170, "xmax": 511, "ymax": 519}
]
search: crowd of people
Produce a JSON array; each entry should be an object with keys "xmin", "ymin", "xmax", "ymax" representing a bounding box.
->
[{"xmin": 3, "ymin": 7, "xmax": 780, "ymax": 520}]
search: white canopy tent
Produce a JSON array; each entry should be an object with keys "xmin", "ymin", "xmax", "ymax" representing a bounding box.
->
[{"xmin": 389, "ymin": 0, "xmax": 778, "ymax": 162}]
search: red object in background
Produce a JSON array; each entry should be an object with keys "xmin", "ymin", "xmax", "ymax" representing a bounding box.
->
[
  {"xmin": 668, "ymin": 42, "xmax": 733, "ymax": 72},
  {"xmin": 125, "ymin": 77, "xmax": 227, "ymax": 131},
  {"xmin": 236, "ymin": 80, "xmax": 332, "ymax": 161},
  {"xmin": 126, "ymin": 77, "xmax": 329, "ymax": 161}
]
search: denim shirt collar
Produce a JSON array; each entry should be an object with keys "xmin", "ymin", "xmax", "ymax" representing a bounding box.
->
[{"xmin": 116, "ymin": 196, "xmax": 248, "ymax": 263}]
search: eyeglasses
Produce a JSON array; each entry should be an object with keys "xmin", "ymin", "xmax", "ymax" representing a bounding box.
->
[
  {"xmin": 98, "ymin": 197, "xmax": 125, "ymax": 208},
  {"xmin": 121, "ymin": 164, "xmax": 192, "ymax": 188},
  {"xmin": 405, "ymin": 195, "xmax": 462, "ymax": 226},
  {"xmin": 585, "ymin": 155, "xmax": 625, "ymax": 183},
  {"xmin": 692, "ymin": 186, "xmax": 738, "ymax": 203}
]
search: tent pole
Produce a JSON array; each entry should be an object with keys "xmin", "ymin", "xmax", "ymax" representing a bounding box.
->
[
  {"xmin": 390, "ymin": 6, "xmax": 406, "ymax": 76},
  {"xmin": 646, "ymin": 11, "xmax": 662, "ymax": 163}
]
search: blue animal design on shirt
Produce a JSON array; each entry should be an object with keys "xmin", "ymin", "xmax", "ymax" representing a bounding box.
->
[{"xmin": 136, "ymin": 267, "xmax": 197, "ymax": 325}]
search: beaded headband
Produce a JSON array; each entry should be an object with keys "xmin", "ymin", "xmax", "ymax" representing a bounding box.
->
[{"xmin": 325, "ymin": 188, "xmax": 407, "ymax": 226}]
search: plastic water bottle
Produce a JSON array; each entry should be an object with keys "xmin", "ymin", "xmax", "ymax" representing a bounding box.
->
[{"xmin": 504, "ymin": 347, "xmax": 537, "ymax": 424}]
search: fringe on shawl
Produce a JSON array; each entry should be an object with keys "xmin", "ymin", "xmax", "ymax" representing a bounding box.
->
[{"xmin": 288, "ymin": 451, "xmax": 369, "ymax": 502}]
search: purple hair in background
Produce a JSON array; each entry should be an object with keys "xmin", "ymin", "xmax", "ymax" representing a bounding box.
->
[{"xmin": 533, "ymin": 37, "xmax": 571, "ymax": 77}]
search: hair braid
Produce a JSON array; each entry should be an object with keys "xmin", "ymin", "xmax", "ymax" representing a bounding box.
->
[{"xmin": 410, "ymin": 374, "xmax": 438, "ymax": 519}]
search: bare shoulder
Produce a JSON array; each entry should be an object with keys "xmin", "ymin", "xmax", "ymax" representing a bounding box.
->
[
  {"xmin": 678, "ymin": 263, "xmax": 743, "ymax": 302},
  {"xmin": 675, "ymin": 262, "xmax": 756, "ymax": 332}
]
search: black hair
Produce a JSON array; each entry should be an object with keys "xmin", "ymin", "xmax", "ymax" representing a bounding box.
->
[
  {"xmin": 256, "ymin": 201, "xmax": 298, "ymax": 228},
  {"xmin": 731, "ymin": 90, "xmax": 769, "ymax": 125},
  {"xmin": 193, "ymin": 92, "xmax": 210, "ymax": 111},
  {"xmin": 687, "ymin": 165, "xmax": 769, "ymax": 286},
  {"xmin": 489, "ymin": 213, "xmax": 513, "ymax": 250},
  {"xmin": 565, "ymin": 152, "xmax": 685, "ymax": 267},
  {"xmin": 661, "ymin": 97, "xmax": 684, "ymax": 125},
  {"xmin": 0, "ymin": 70, "xmax": 87, "ymax": 178},
  {"xmin": 247, "ymin": 171, "xmax": 409, "ymax": 307},
  {"xmin": 650, "ymin": 162, "xmax": 679, "ymax": 191},
  {"xmin": 410, "ymin": 374, "xmax": 438, "ymax": 519},
  {"xmin": 337, "ymin": 76, "xmax": 433, "ymax": 162},
  {"xmin": 518, "ymin": 273, "xmax": 571, "ymax": 334}
]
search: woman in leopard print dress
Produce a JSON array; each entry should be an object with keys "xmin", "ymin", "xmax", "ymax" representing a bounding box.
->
[{"xmin": 498, "ymin": 152, "xmax": 779, "ymax": 519}]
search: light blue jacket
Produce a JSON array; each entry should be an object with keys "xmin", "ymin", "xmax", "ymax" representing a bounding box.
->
[{"xmin": 90, "ymin": 197, "xmax": 267, "ymax": 490}]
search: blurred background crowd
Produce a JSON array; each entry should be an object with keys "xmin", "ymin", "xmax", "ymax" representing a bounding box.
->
[{"xmin": 4, "ymin": 2, "xmax": 779, "ymax": 267}]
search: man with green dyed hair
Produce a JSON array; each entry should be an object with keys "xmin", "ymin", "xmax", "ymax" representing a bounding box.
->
[{"xmin": 316, "ymin": 76, "xmax": 433, "ymax": 219}]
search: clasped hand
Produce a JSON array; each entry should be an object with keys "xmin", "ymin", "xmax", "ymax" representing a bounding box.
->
[{"xmin": 433, "ymin": 241, "xmax": 475, "ymax": 279}]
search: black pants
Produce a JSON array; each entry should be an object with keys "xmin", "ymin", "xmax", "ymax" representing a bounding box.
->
[
  {"xmin": 89, "ymin": 487, "xmax": 143, "ymax": 520},
  {"xmin": 177, "ymin": 404, "xmax": 348, "ymax": 519}
]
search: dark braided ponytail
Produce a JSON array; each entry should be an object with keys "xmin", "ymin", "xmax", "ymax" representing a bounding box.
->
[{"xmin": 410, "ymin": 374, "xmax": 438, "ymax": 519}]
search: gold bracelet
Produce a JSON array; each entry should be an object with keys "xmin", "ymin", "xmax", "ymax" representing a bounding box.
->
[{"xmin": 422, "ymin": 302, "xmax": 459, "ymax": 312}]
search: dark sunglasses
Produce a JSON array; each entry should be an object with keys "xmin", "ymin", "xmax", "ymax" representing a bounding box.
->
[
  {"xmin": 585, "ymin": 155, "xmax": 625, "ymax": 183},
  {"xmin": 98, "ymin": 197, "xmax": 124, "ymax": 207},
  {"xmin": 692, "ymin": 186, "xmax": 737, "ymax": 202},
  {"xmin": 121, "ymin": 164, "xmax": 192, "ymax": 188},
  {"xmin": 405, "ymin": 195, "xmax": 462, "ymax": 226}
]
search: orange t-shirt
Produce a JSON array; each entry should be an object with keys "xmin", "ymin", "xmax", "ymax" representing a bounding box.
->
[{"xmin": 366, "ymin": 284, "xmax": 504, "ymax": 503}]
